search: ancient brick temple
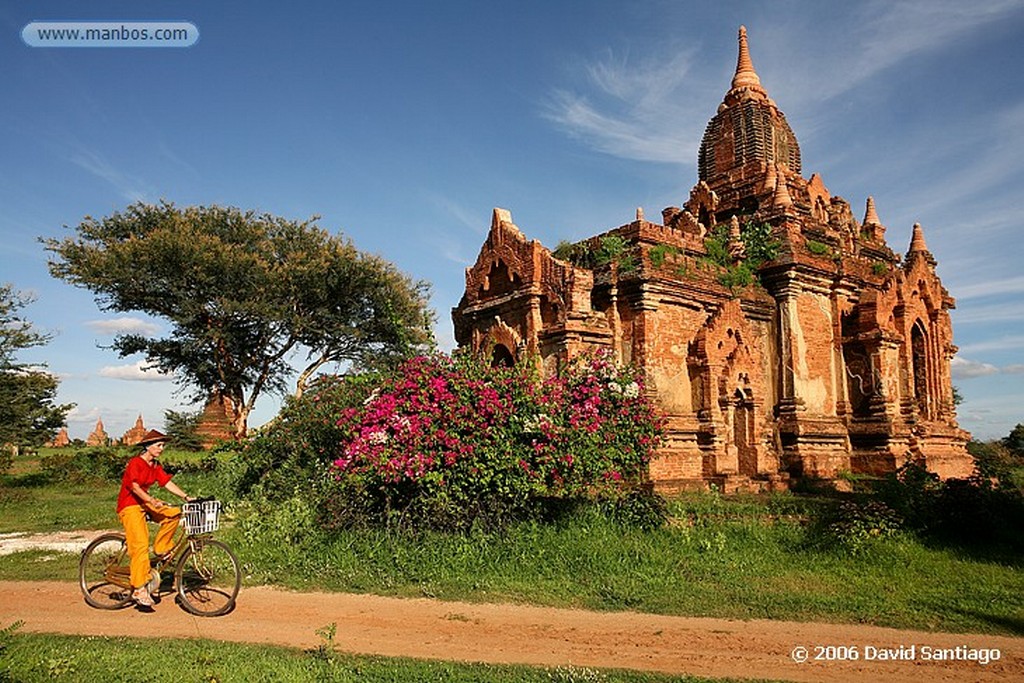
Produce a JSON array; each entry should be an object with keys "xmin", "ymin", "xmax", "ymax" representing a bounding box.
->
[
  {"xmin": 85, "ymin": 418, "xmax": 110, "ymax": 448},
  {"xmin": 121, "ymin": 414, "xmax": 147, "ymax": 446},
  {"xmin": 452, "ymin": 27, "xmax": 972, "ymax": 490}
]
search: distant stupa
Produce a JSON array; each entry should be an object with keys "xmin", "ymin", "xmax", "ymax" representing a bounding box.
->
[
  {"xmin": 121, "ymin": 415, "xmax": 147, "ymax": 446},
  {"xmin": 47, "ymin": 427, "xmax": 71, "ymax": 448},
  {"xmin": 85, "ymin": 418, "xmax": 110, "ymax": 447}
]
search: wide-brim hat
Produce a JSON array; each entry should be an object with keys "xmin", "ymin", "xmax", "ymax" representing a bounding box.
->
[{"xmin": 137, "ymin": 429, "xmax": 171, "ymax": 448}]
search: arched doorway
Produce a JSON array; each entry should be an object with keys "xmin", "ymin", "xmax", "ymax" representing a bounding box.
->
[
  {"xmin": 491, "ymin": 343, "xmax": 514, "ymax": 368},
  {"xmin": 911, "ymin": 321, "xmax": 929, "ymax": 418},
  {"xmin": 734, "ymin": 389, "xmax": 757, "ymax": 476}
]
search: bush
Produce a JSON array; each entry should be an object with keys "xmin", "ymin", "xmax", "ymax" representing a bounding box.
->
[
  {"xmin": 872, "ymin": 459, "xmax": 1024, "ymax": 551},
  {"xmin": 39, "ymin": 447, "xmax": 126, "ymax": 483},
  {"xmin": 0, "ymin": 447, "xmax": 12, "ymax": 477},
  {"xmin": 968, "ymin": 439, "xmax": 1023, "ymax": 491},
  {"xmin": 813, "ymin": 499, "xmax": 903, "ymax": 555},
  {"xmin": 599, "ymin": 487, "xmax": 669, "ymax": 530},
  {"xmin": 323, "ymin": 350, "xmax": 664, "ymax": 532},
  {"xmin": 234, "ymin": 372, "xmax": 383, "ymax": 501},
  {"xmin": 873, "ymin": 460, "xmax": 943, "ymax": 532}
]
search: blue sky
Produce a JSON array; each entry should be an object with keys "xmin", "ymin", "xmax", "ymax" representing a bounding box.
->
[{"xmin": 3, "ymin": 0, "xmax": 1023, "ymax": 441}]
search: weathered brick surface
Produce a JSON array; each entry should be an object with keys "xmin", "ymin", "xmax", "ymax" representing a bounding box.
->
[
  {"xmin": 451, "ymin": 27, "xmax": 971, "ymax": 489},
  {"xmin": 120, "ymin": 415, "xmax": 147, "ymax": 446},
  {"xmin": 195, "ymin": 395, "xmax": 235, "ymax": 448},
  {"xmin": 85, "ymin": 418, "xmax": 109, "ymax": 447}
]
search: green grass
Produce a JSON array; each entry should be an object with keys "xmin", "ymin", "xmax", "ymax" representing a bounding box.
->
[
  {"xmin": 0, "ymin": 480, "xmax": 116, "ymax": 533},
  {"xmin": 0, "ymin": 472, "xmax": 221, "ymax": 533},
  {"xmin": 223, "ymin": 500, "xmax": 1023, "ymax": 636},
  {"xmin": 2, "ymin": 459, "xmax": 1023, "ymax": 638},
  {"xmin": 0, "ymin": 632, "xmax": 758, "ymax": 683}
]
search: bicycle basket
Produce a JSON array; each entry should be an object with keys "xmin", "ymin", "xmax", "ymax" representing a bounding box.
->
[{"xmin": 182, "ymin": 499, "xmax": 221, "ymax": 534}]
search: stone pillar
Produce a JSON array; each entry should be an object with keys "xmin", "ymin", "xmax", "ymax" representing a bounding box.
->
[{"xmin": 774, "ymin": 277, "xmax": 803, "ymax": 417}]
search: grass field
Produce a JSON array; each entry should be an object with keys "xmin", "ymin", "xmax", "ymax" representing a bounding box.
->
[
  {"xmin": 1, "ymin": 629, "xmax": 765, "ymax": 683},
  {"xmin": 2, "ymin": 451, "xmax": 1022, "ymax": 637}
]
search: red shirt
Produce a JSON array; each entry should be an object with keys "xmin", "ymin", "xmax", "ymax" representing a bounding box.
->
[{"xmin": 116, "ymin": 456, "xmax": 172, "ymax": 512}]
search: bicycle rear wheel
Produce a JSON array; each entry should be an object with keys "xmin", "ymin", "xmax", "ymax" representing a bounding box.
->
[
  {"xmin": 174, "ymin": 538, "xmax": 240, "ymax": 617},
  {"xmin": 79, "ymin": 533, "xmax": 134, "ymax": 609}
]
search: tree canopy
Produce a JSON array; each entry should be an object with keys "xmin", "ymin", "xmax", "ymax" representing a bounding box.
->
[
  {"xmin": 0, "ymin": 284, "xmax": 74, "ymax": 451},
  {"xmin": 44, "ymin": 202, "xmax": 435, "ymax": 439}
]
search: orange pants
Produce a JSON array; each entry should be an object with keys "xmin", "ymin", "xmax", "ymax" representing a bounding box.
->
[{"xmin": 118, "ymin": 504, "xmax": 181, "ymax": 589}]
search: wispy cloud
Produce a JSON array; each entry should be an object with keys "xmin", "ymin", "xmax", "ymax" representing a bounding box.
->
[
  {"xmin": 422, "ymin": 191, "xmax": 486, "ymax": 234},
  {"xmin": 951, "ymin": 356, "xmax": 999, "ymax": 379},
  {"xmin": 952, "ymin": 301, "xmax": 1024, "ymax": 326},
  {"xmin": 809, "ymin": 0, "xmax": 1023, "ymax": 102},
  {"xmin": 543, "ymin": 49, "xmax": 702, "ymax": 164},
  {"xmin": 957, "ymin": 335, "xmax": 1024, "ymax": 355},
  {"xmin": 544, "ymin": 1, "xmax": 1023, "ymax": 164},
  {"xmin": 85, "ymin": 317, "xmax": 161, "ymax": 337},
  {"xmin": 69, "ymin": 147, "xmax": 152, "ymax": 203},
  {"xmin": 98, "ymin": 360, "xmax": 172, "ymax": 382},
  {"xmin": 65, "ymin": 405, "xmax": 103, "ymax": 426}
]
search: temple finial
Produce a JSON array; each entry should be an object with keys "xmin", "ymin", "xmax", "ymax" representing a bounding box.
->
[
  {"xmin": 731, "ymin": 26, "xmax": 764, "ymax": 91},
  {"xmin": 909, "ymin": 222, "xmax": 929, "ymax": 253},
  {"xmin": 863, "ymin": 196, "xmax": 880, "ymax": 226}
]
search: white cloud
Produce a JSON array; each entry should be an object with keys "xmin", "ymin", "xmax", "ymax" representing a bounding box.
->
[
  {"xmin": 952, "ymin": 300, "xmax": 1024, "ymax": 326},
  {"xmin": 85, "ymin": 317, "xmax": 161, "ymax": 337},
  {"xmin": 98, "ymin": 360, "xmax": 172, "ymax": 382},
  {"xmin": 950, "ymin": 356, "xmax": 999, "ymax": 379},
  {"xmin": 65, "ymin": 405, "xmax": 102, "ymax": 426},
  {"xmin": 954, "ymin": 275, "xmax": 1024, "ymax": 301},
  {"xmin": 1004, "ymin": 365, "xmax": 1024, "ymax": 375},
  {"xmin": 542, "ymin": 49, "xmax": 702, "ymax": 164},
  {"xmin": 813, "ymin": 0, "xmax": 1023, "ymax": 102},
  {"xmin": 957, "ymin": 335, "xmax": 1024, "ymax": 355},
  {"xmin": 69, "ymin": 147, "xmax": 152, "ymax": 203},
  {"xmin": 543, "ymin": 1, "xmax": 1024, "ymax": 164}
]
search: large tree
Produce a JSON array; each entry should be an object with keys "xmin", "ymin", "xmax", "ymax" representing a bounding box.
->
[
  {"xmin": 0, "ymin": 284, "xmax": 74, "ymax": 451},
  {"xmin": 44, "ymin": 202, "xmax": 434, "ymax": 439}
]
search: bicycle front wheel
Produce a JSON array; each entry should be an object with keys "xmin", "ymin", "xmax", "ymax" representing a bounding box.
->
[
  {"xmin": 79, "ymin": 533, "xmax": 134, "ymax": 610},
  {"xmin": 175, "ymin": 538, "xmax": 241, "ymax": 616}
]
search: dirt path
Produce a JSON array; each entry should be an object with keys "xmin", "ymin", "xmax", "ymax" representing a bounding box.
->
[{"xmin": 1, "ymin": 580, "xmax": 1021, "ymax": 682}]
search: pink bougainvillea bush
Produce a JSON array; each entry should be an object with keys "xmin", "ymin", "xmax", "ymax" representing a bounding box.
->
[
  {"xmin": 323, "ymin": 349, "xmax": 664, "ymax": 530},
  {"xmin": 237, "ymin": 348, "xmax": 664, "ymax": 530}
]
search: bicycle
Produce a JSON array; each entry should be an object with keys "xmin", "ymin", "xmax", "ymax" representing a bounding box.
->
[{"xmin": 79, "ymin": 498, "xmax": 241, "ymax": 617}]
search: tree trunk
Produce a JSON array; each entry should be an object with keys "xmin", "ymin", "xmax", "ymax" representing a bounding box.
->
[
  {"xmin": 294, "ymin": 352, "xmax": 331, "ymax": 400},
  {"xmin": 231, "ymin": 406, "xmax": 249, "ymax": 441}
]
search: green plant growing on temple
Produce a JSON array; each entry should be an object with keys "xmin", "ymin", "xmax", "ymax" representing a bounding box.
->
[
  {"xmin": 699, "ymin": 220, "xmax": 779, "ymax": 292},
  {"xmin": 648, "ymin": 244, "xmax": 682, "ymax": 269},
  {"xmin": 806, "ymin": 239, "xmax": 831, "ymax": 257},
  {"xmin": 554, "ymin": 235, "xmax": 637, "ymax": 274}
]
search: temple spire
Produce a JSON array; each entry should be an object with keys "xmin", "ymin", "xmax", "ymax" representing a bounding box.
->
[
  {"xmin": 733, "ymin": 26, "xmax": 757, "ymax": 89},
  {"xmin": 863, "ymin": 196, "xmax": 880, "ymax": 226},
  {"xmin": 730, "ymin": 26, "xmax": 765, "ymax": 94},
  {"xmin": 909, "ymin": 222, "xmax": 929, "ymax": 253}
]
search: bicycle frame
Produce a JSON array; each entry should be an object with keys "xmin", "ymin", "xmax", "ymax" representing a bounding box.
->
[{"xmin": 101, "ymin": 527, "xmax": 209, "ymax": 589}]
